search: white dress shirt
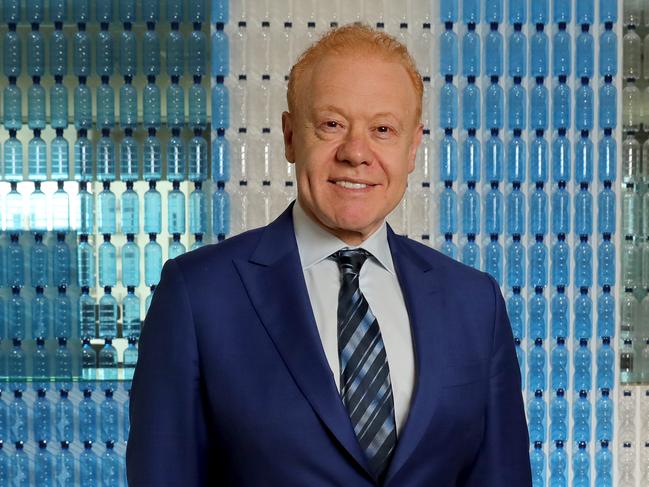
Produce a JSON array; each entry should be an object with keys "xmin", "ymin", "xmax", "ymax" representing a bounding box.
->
[{"xmin": 292, "ymin": 201, "xmax": 415, "ymax": 436}]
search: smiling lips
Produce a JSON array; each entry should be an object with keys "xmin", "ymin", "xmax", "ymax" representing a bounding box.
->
[{"xmin": 330, "ymin": 179, "xmax": 377, "ymax": 190}]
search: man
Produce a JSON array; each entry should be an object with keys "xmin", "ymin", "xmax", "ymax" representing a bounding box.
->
[{"xmin": 127, "ymin": 24, "xmax": 531, "ymax": 486}]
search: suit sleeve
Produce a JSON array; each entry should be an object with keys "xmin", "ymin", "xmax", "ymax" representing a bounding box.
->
[
  {"xmin": 462, "ymin": 274, "xmax": 532, "ymax": 486},
  {"xmin": 126, "ymin": 258, "xmax": 211, "ymax": 486}
]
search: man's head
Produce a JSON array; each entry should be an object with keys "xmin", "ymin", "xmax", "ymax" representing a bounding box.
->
[{"xmin": 282, "ymin": 24, "xmax": 424, "ymax": 245}]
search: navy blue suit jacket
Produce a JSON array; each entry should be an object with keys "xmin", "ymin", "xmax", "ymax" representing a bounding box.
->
[{"xmin": 126, "ymin": 203, "xmax": 532, "ymax": 486}]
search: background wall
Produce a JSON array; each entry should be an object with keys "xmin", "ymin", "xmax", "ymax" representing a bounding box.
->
[{"xmin": 0, "ymin": 0, "xmax": 644, "ymax": 486}]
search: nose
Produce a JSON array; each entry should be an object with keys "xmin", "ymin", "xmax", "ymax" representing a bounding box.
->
[{"xmin": 335, "ymin": 127, "xmax": 373, "ymax": 166}]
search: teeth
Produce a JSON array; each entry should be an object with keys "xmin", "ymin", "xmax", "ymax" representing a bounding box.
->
[{"xmin": 335, "ymin": 180, "xmax": 368, "ymax": 189}]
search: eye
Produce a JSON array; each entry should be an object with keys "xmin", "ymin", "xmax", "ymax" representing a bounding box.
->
[
  {"xmin": 374, "ymin": 125, "xmax": 395, "ymax": 137},
  {"xmin": 325, "ymin": 120, "xmax": 340, "ymax": 129}
]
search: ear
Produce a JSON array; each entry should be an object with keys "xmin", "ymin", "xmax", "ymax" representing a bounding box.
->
[
  {"xmin": 282, "ymin": 111, "xmax": 295, "ymax": 164},
  {"xmin": 407, "ymin": 123, "xmax": 424, "ymax": 174}
]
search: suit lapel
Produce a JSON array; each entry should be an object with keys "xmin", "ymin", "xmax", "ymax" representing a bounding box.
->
[
  {"xmin": 233, "ymin": 204, "xmax": 372, "ymax": 478},
  {"xmin": 383, "ymin": 228, "xmax": 446, "ymax": 484}
]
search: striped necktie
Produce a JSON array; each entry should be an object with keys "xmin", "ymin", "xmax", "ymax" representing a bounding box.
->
[{"xmin": 332, "ymin": 248, "xmax": 396, "ymax": 482}]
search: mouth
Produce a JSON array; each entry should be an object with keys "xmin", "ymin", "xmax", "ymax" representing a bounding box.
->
[{"xmin": 329, "ymin": 179, "xmax": 378, "ymax": 190}]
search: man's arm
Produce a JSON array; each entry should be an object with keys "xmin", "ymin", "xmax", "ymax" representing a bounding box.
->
[
  {"xmin": 461, "ymin": 274, "xmax": 532, "ymax": 486},
  {"xmin": 126, "ymin": 258, "xmax": 211, "ymax": 486}
]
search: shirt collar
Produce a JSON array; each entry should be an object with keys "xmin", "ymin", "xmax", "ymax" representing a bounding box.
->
[{"xmin": 292, "ymin": 199, "xmax": 395, "ymax": 275}]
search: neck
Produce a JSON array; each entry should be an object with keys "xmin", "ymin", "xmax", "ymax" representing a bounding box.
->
[{"xmin": 297, "ymin": 199, "xmax": 382, "ymax": 246}]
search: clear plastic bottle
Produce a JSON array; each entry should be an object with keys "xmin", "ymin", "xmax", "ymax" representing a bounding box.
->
[
  {"xmin": 624, "ymin": 0, "xmax": 643, "ymax": 25},
  {"xmin": 620, "ymin": 339, "xmax": 635, "ymax": 383},
  {"xmin": 623, "ymin": 83, "xmax": 642, "ymax": 130},
  {"xmin": 623, "ymin": 28, "xmax": 642, "ymax": 79}
]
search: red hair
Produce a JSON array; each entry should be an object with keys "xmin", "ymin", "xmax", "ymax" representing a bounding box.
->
[{"xmin": 287, "ymin": 23, "xmax": 424, "ymax": 122}]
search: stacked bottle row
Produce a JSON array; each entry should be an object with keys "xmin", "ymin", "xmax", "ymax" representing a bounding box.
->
[
  {"xmin": 615, "ymin": 387, "xmax": 649, "ymax": 485},
  {"xmin": 431, "ymin": 0, "xmax": 619, "ymax": 486},
  {"xmin": 621, "ymin": 0, "xmax": 649, "ymax": 397},
  {"xmin": 0, "ymin": 383, "xmax": 132, "ymax": 485},
  {"xmin": 1, "ymin": 0, "xmax": 208, "ymax": 484}
]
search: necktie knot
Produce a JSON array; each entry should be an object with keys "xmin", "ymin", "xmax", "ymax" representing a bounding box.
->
[{"xmin": 331, "ymin": 248, "xmax": 370, "ymax": 276}]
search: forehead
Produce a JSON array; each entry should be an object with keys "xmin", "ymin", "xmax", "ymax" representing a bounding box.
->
[{"xmin": 303, "ymin": 53, "xmax": 418, "ymax": 121}]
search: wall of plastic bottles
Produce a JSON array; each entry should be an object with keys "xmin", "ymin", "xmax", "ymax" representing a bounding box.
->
[
  {"xmin": 1, "ymin": 0, "xmax": 645, "ymax": 485},
  {"xmin": 0, "ymin": 0, "xmax": 209, "ymax": 484}
]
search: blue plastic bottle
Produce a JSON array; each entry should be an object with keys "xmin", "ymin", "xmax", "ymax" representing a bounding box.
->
[
  {"xmin": 102, "ymin": 441, "xmax": 121, "ymax": 486},
  {"xmin": 122, "ymin": 290, "xmax": 141, "ymax": 338},
  {"xmin": 55, "ymin": 441, "xmax": 75, "ymax": 485},
  {"xmin": 527, "ymin": 389, "xmax": 546, "ymax": 442},
  {"xmin": 98, "ymin": 236, "xmax": 117, "ymax": 288},
  {"xmin": 528, "ymin": 338, "xmax": 547, "ymax": 391},
  {"xmin": 506, "ymin": 239, "xmax": 524, "ymax": 288},
  {"xmin": 78, "ymin": 290, "xmax": 97, "ymax": 338},
  {"xmin": 574, "ymin": 241, "xmax": 593, "ymax": 289},
  {"xmin": 33, "ymin": 390, "xmax": 52, "ymax": 441},
  {"xmin": 549, "ymin": 440, "xmax": 567, "ymax": 486},
  {"xmin": 55, "ymin": 390, "xmax": 74, "ymax": 442},
  {"xmin": 80, "ymin": 441, "xmax": 98, "ymax": 486},
  {"xmin": 550, "ymin": 388, "xmax": 568, "ymax": 440},
  {"xmin": 55, "ymin": 337, "xmax": 72, "ymax": 391},
  {"xmin": 79, "ymin": 391, "xmax": 97, "ymax": 442},
  {"xmin": 144, "ymin": 236, "xmax": 163, "ymax": 286},
  {"xmin": 100, "ymin": 390, "xmax": 118, "ymax": 443},
  {"xmin": 121, "ymin": 236, "xmax": 140, "ymax": 288},
  {"xmin": 573, "ymin": 391, "xmax": 591, "ymax": 443},
  {"xmin": 573, "ymin": 339, "xmax": 592, "ymax": 392},
  {"xmin": 596, "ymin": 337, "xmax": 614, "ymax": 389},
  {"xmin": 551, "ymin": 338, "xmax": 568, "ymax": 390},
  {"xmin": 98, "ymin": 290, "xmax": 118, "ymax": 340},
  {"xmin": 98, "ymin": 339, "xmax": 118, "ymax": 391}
]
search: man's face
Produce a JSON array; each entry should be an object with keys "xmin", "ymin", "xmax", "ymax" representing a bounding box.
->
[{"xmin": 282, "ymin": 52, "xmax": 423, "ymax": 245}]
